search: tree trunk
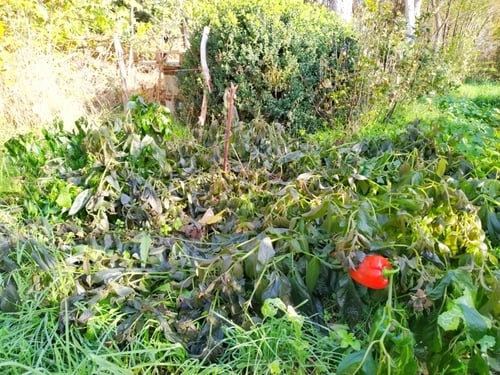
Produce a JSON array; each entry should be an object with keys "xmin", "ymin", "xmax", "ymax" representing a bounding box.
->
[
  {"xmin": 415, "ymin": 0, "xmax": 422, "ymax": 19},
  {"xmin": 405, "ymin": 0, "xmax": 416, "ymax": 38},
  {"xmin": 332, "ymin": 0, "xmax": 353, "ymax": 23}
]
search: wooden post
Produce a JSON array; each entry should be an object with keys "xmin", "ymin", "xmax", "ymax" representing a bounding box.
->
[
  {"xmin": 200, "ymin": 26, "xmax": 212, "ymax": 93},
  {"xmin": 198, "ymin": 26, "xmax": 212, "ymax": 141},
  {"xmin": 223, "ymin": 83, "xmax": 238, "ymax": 173},
  {"xmin": 113, "ymin": 34, "xmax": 129, "ymax": 110}
]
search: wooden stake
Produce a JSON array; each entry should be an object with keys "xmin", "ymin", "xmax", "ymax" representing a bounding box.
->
[
  {"xmin": 200, "ymin": 26, "xmax": 212, "ymax": 93},
  {"xmin": 223, "ymin": 83, "xmax": 238, "ymax": 173},
  {"xmin": 113, "ymin": 34, "xmax": 129, "ymax": 111},
  {"xmin": 198, "ymin": 26, "xmax": 212, "ymax": 141}
]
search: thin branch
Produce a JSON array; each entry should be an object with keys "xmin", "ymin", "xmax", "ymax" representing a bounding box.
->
[
  {"xmin": 200, "ymin": 26, "xmax": 212, "ymax": 93},
  {"xmin": 198, "ymin": 26, "xmax": 212, "ymax": 141}
]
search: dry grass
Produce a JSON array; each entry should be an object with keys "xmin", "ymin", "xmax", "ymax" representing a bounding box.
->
[
  {"xmin": 0, "ymin": 46, "xmax": 116, "ymax": 141},
  {"xmin": 0, "ymin": 42, "xmax": 166, "ymax": 144}
]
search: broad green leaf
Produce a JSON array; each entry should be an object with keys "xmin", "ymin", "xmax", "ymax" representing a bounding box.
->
[
  {"xmin": 302, "ymin": 201, "xmax": 328, "ymax": 219},
  {"xmin": 290, "ymin": 238, "xmax": 303, "ymax": 253},
  {"xmin": 428, "ymin": 269, "xmax": 474, "ymax": 300},
  {"xmin": 337, "ymin": 349, "xmax": 376, "ymax": 375},
  {"xmin": 459, "ymin": 304, "xmax": 490, "ymax": 341},
  {"xmin": 262, "ymin": 297, "xmax": 286, "ymax": 318},
  {"xmin": 397, "ymin": 345, "xmax": 419, "ymax": 375},
  {"xmin": 56, "ymin": 186, "xmax": 72, "ymax": 209},
  {"xmin": 356, "ymin": 202, "xmax": 376, "ymax": 236},
  {"xmin": 69, "ymin": 188, "xmax": 92, "ymax": 216},
  {"xmin": 437, "ymin": 305, "xmax": 462, "ymax": 331},
  {"xmin": 479, "ymin": 279, "xmax": 500, "ymax": 316},
  {"xmin": 305, "ymin": 257, "xmax": 320, "ymax": 293},
  {"xmin": 468, "ymin": 353, "xmax": 489, "ymax": 375}
]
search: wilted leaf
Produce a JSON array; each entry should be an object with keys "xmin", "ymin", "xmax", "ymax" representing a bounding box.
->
[
  {"xmin": 199, "ymin": 207, "xmax": 226, "ymax": 225},
  {"xmin": 104, "ymin": 174, "xmax": 121, "ymax": 191},
  {"xmin": 302, "ymin": 202, "xmax": 328, "ymax": 219},
  {"xmin": 296, "ymin": 172, "xmax": 315, "ymax": 181},
  {"xmin": 257, "ymin": 237, "xmax": 275, "ymax": 268},
  {"xmin": 90, "ymin": 268, "xmax": 125, "ymax": 285},
  {"xmin": 435, "ymin": 158, "xmax": 448, "ymax": 177},
  {"xmin": 26, "ymin": 240, "xmax": 57, "ymax": 271},
  {"xmin": 109, "ymin": 281, "xmax": 135, "ymax": 298},
  {"xmin": 356, "ymin": 203, "xmax": 376, "ymax": 237},
  {"xmin": 69, "ymin": 188, "xmax": 93, "ymax": 215},
  {"xmin": 95, "ymin": 209, "xmax": 109, "ymax": 232},
  {"xmin": 0, "ymin": 278, "xmax": 19, "ymax": 312},
  {"xmin": 180, "ymin": 223, "xmax": 206, "ymax": 239},
  {"xmin": 261, "ymin": 272, "xmax": 291, "ymax": 302},
  {"xmin": 278, "ymin": 151, "xmax": 304, "ymax": 164},
  {"xmin": 139, "ymin": 233, "xmax": 152, "ymax": 267}
]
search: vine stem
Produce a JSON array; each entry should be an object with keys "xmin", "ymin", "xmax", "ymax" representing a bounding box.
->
[{"xmin": 353, "ymin": 268, "xmax": 399, "ymax": 374}]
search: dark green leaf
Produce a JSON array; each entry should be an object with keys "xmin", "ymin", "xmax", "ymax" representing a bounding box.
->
[
  {"xmin": 337, "ymin": 349, "xmax": 376, "ymax": 375},
  {"xmin": 468, "ymin": 352, "xmax": 490, "ymax": 375},
  {"xmin": 305, "ymin": 257, "xmax": 320, "ymax": 293},
  {"xmin": 459, "ymin": 304, "xmax": 490, "ymax": 341}
]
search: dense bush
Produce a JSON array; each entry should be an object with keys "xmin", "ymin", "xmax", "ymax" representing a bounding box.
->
[{"xmin": 178, "ymin": 0, "xmax": 357, "ymax": 135}]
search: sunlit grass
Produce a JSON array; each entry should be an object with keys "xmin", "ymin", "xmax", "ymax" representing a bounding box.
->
[{"xmin": 459, "ymin": 80, "xmax": 500, "ymax": 101}]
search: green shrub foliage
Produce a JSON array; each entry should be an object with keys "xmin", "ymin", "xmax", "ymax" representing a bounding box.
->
[{"xmin": 178, "ymin": 0, "xmax": 357, "ymax": 134}]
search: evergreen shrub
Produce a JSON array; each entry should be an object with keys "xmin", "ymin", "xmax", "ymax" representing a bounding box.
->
[{"xmin": 178, "ymin": 0, "xmax": 358, "ymax": 135}]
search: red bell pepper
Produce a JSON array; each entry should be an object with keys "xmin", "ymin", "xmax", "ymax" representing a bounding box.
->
[{"xmin": 349, "ymin": 254, "xmax": 392, "ymax": 289}]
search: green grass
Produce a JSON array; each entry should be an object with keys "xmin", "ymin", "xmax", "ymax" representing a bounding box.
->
[{"xmin": 460, "ymin": 80, "xmax": 500, "ymax": 100}]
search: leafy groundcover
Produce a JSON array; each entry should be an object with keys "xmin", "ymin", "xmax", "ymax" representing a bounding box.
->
[{"xmin": 0, "ymin": 93, "xmax": 499, "ymax": 374}]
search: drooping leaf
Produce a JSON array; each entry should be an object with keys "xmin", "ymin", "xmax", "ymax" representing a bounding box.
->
[
  {"xmin": 305, "ymin": 257, "xmax": 320, "ymax": 293},
  {"xmin": 139, "ymin": 233, "xmax": 151, "ymax": 267},
  {"xmin": 95, "ymin": 208, "xmax": 109, "ymax": 232},
  {"xmin": 69, "ymin": 188, "xmax": 93, "ymax": 216},
  {"xmin": 356, "ymin": 202, "xmax": 377, "ymax": 237},
  {"xmin": 199, "ymin": 207, "xmax": 226, "ymax": 225},
  {"xmin": 435, "ymin": 158, "xmax": 448, "ymax": 177},
  {"xmin": 257, "ymin": 236, "xmax": 275, "ymax": 268},
  {"xmin": 428, "ymin": 269, "xmax": 474, "ymax": 300},
  {"xmin": 302, "ymin": 201, "xmax": 328, "ymax": 219},
  {"xmin": 277, "ymin": 151, "xmax": 304, "ymax": 164}
]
